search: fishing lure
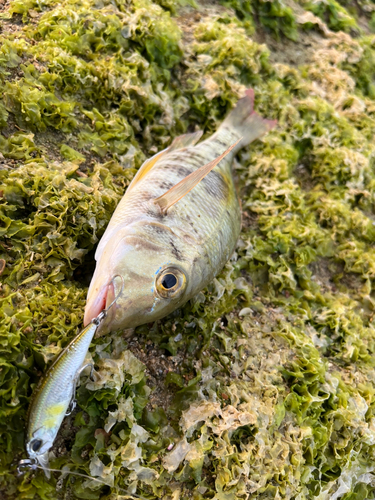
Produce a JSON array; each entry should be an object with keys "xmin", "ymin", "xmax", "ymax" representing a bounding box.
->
[
  {"xmin": 84, "ymin": 89, "xmax": 276, "ymax": 334},
  {"xmin": 19, "ymin": 276, "xmax": 124, "ymax": 478}
]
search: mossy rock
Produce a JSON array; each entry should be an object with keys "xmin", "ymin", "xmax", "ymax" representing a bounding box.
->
[{"xmin": 1, "ymin": 0, "xmax": 375, "ymax": 498}]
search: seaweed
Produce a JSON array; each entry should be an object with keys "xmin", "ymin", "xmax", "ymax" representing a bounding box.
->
[
  {"xmin": 221, "ymin": 0, "xmax": 298, "ymax": 40},
  {"xmin": 299, "ymin": 0, "xmax": 358, "ymax": 33},
  {"xmin": 2, "ymin": 0, "xmax": 375, "ymax": 498}
]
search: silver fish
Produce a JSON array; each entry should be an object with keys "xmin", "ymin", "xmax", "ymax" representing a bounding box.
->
[{"xmin": 84, "ymin": 90, "xmax": 276, "ymax": 333}]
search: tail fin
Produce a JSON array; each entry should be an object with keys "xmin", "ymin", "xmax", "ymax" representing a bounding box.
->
[{"xmin": 219, "ymin": 89, "xmax": 276, "ymax": 154}]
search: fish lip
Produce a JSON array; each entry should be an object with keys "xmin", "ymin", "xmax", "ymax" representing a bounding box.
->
[
  {"xmin": 84, "ymin": 277, "xmax": 122, "ymax": 328},
  {"xmin": 84, "ymin": 282, "xmax": 109, "ymax": 326},
  {"xmin": 100, "ymin": 279, "xmax": 116, "ymax": 329}
]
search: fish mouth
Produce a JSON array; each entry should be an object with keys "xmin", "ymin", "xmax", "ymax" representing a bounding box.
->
[{"xmin": 83, "ymin": 279, "xmax": 116, "ymax": 327}]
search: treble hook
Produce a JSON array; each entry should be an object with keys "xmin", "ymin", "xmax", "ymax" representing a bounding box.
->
[
  {"xmin": 92, "ymin": 275, "xmax": 124, "ymax": 326},
  {"xmin": 17, "ymin": 458, "xmax": 37, "ymax": 474},
  {"xmin": 65, "ymin": 363, "xmax": 94, "ymax": 416}
]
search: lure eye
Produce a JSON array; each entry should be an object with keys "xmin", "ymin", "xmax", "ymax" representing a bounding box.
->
[
  {"xmin": 156, "ymin": 268, "xmax": 186, "ymax": 299},
  {"xmin": 30, "ymin": 439, "xmax": 43, "ymax": 453}
]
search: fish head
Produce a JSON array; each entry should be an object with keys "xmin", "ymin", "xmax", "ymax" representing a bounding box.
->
[
  {"xmin": 84, "ymin": 228, "xmax": 190, "ymax": 332},
  {"xmin": 26, "ymin": 426, "xmax": 54, "ymax": 478}
]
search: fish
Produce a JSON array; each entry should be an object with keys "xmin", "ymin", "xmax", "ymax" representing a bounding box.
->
[
  {"xmin": 84, "ymin": 89, "xmax": 276, "ymax": 333},
  {"xmin": 24, "ymin": 277, "xmax": 123, "ymax": 477}
]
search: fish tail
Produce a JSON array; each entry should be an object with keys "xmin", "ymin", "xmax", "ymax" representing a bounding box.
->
[{"xmin": 219, "ymin": 89, "xmax": 276, "ymax": 154}]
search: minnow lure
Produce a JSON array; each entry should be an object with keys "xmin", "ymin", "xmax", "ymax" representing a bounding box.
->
[
  {"xmin": 84, "ymin": 89, "xmax": 276, "ymax": 333},
  {"xmin": 19, "ymin": 276, "xmax": 124, "ymax": 477}
]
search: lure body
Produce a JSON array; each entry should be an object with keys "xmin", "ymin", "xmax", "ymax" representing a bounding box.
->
[
  {"xmin": 84, "ymin": 90, "xmax": 276, "ymax": 333},
  {"xmin": 26, "ymin": 321, "xmax": 97, "ymax": 477}
]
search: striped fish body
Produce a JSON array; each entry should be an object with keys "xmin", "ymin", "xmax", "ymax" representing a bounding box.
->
[
  {"xmin": 84, "ymin": 90, "xmax": 275, "ymax": 332},
  {"xmin": 26, "ymin": 322, "xmax": 97, "ymax": 477}
]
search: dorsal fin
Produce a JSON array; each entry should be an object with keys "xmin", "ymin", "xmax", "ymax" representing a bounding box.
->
[
  {"xmin": 126, "ymin": 132, "xmax": 203, "ymax": 195},
  {"xmin": 153, "ymin": 138, "xmax": 241, "ymax": 215},
  {"xmin": 168, "ymin": 131, "xmax": 203, "ymax": 152},
  {"xmin": 126, "ymin": 148, "xmax": 168, "ymax": 195}
]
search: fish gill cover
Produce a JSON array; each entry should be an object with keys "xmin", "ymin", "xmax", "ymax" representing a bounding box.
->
[{"xmin": 1, "ymin": 0, "xmax": 375, "ymax": 498}]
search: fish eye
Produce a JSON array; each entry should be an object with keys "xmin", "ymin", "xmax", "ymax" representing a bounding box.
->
[
  {"xmin": 161, "ymin": 274, "xmax": 177, "ymax": 290},
  {"xmin": 156, "ymin": 268, "xmax": 186, "ymax": 299},
  {"xmin": 30, "ymin": 439, "xmax": 43, "ymax": 452}
]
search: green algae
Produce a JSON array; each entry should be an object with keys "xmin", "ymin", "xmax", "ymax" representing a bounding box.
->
[
  {"xmin": 299, "ymin": 0, "xmax": 358, "ymax": 33},
  {"xmin": 220, "ymin": 0, "xmax": 298, "ymax": 40},
  {"xmin": 2, "ymin": 0, "xmax": 375, "ymax": 498}
]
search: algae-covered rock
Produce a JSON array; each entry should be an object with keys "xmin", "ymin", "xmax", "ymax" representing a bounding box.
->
[{"xmin": 1, "ymin": 0, "xmax": 375, "ymax": 498}]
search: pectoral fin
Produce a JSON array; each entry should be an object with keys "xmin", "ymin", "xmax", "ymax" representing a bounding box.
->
[{"xmin": 153, "ymin": 138, "xmax": 241, "ymax": 214}]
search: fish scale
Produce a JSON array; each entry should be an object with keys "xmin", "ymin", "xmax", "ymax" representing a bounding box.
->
[
  {"xmin": 84, "ymin": 90, "xmax": 276, "ymax": 332},
  {"xmin": 105, "ymin": 142, "xmax": 238, "ymax": 258}
]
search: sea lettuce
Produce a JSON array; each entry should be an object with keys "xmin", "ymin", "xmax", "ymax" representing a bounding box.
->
[{"xmin": 2, "ymin": 0, "xmax": 375, "ymax": 498}]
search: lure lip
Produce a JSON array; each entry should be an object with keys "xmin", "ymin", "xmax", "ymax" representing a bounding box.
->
[{"xmin": 35, "ymin": 451, "xmax": 51, "ymax": 479}]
